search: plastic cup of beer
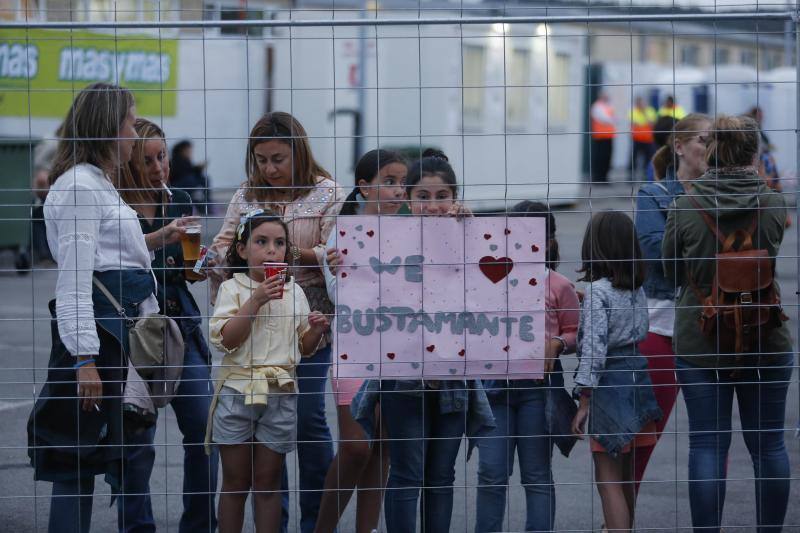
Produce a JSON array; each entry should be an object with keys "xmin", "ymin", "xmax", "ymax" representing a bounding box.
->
[
  {"xmin": 263, "ymin": 262, "xmax": 288, "ymax": 298},
  {"xmin": 181, "ymin": 223, "xmax": 203, "ymax": 280}
]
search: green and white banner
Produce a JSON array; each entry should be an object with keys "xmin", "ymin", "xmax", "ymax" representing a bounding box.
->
[{"xmin": 0, "ymin": 29, "xmax": 178, "ymax": 117}]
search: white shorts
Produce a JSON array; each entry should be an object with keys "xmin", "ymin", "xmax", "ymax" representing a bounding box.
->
[{"xmin": 212, "ymin": 386, "xmax": 297, "ymax": 453}]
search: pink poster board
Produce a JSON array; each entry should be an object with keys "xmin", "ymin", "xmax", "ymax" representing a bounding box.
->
[{"xmin": 331, "ymin": 215, "xmax": 546, "ymax": 379}]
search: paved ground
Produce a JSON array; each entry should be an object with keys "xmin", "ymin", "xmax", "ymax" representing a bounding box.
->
[{"xmin": 0, "ymin": 182, "xmax": 798, "ymax": 531}]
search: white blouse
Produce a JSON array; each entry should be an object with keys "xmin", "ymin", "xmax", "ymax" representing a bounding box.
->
[{"xmin": 44, "ymin": 163, "xmax": 158, "ymax": 357}]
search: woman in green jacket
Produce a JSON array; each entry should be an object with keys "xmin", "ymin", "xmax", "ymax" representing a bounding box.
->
[{"xmin": 662, "ymin": 114, "xmax": 793, "ymax": 532}]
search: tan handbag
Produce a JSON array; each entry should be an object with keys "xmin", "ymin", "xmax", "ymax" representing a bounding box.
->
[{"xmin": 93, "ymin": 277, "xmax": 184, "ymax": 408}]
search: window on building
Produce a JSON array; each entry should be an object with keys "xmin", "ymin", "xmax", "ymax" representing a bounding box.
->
[
  {"xmin": 680, "ymin": 44, "xmax": 701, "ymax": 66},
  {"xmin": 740, "ymin": 48, "xmax": 757, "ymax": 66},
  {"xmin": 715, "ymin": 47, "xmax": 730, "ymax": 65},
  {"xmin": 75, "ymin": 0, "xmax": 175, "ymax": 21},
  {"xmin": 548, "ymin": 52, "xmax": 570, "ymax": 129},
  {"xmin": 764, "ymin": 51, "xmax": 784, "ymax": 69},
  {"xmin": 462, "ymin": 44, "xmax": 486, "ymax": 126},
  {"xmin": 506, "ymin": 47, "xmax": 531, "ymax": 127},
  {"xmin": 204, "ymin": 3, "xmax": 265, "ymax": 36},
  {"xmin": 1, "ymin": 0, "xmax": 45, "ymax": 21}
]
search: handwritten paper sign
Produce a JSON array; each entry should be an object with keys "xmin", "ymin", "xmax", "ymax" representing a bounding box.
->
[{"xmin": 331, "ymin": 215, "xmax": 546, "ymax": 379}]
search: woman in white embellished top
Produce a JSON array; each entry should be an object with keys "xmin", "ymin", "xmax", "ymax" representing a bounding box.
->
[
  {"xmin": 208, "ymin": 112, "xmax": 344, "ymax": 531},
  {"xmin": 26, "ymin": 83, "xmax": 186, "ymax": 533}
]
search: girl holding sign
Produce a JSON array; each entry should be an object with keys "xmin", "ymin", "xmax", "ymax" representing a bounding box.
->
[
  {"xmin": 316, "ymin": 149, "xmax": 407, "ymax": 533},
  {"xmin": 376, "ymin": 149, "xmax": 494, "ymax": 533},
  {"xmin": 209, "ymin": 211, "xmax": 330, "ymax": 532},
  {"xmin": 475, "ymin": 201, "xmax": 580, "ymax": 532}
]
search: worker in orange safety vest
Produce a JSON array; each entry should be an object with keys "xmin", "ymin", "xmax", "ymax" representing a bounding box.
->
[
  {"xmin": 590, "ymin": 92, "xmax": 616, "ymax": 182},
  {"xmin": 629, "ymin": 96, "xmax": 657, "ymax": 181}
]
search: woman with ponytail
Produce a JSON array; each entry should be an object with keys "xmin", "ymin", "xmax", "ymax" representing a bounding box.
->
[{"xmin": 633, "ymin": 113, "xmax": 710, "ymax": 489}]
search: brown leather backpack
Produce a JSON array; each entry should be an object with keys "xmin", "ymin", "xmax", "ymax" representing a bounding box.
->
[{"xmin": 686, "ymin": 195, "xmax": 786, "ymax": 355}]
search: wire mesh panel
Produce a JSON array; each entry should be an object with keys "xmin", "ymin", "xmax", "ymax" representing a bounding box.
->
[{"xmin": 0, "ymin": 1, "xmax": 799, "ymax": 531}]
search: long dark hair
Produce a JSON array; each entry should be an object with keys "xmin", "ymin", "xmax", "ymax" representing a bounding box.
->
[
  {"xmin": 406, "ymin": 148, "xmax": 458, "ymax": 196},
  {"xmin": 509, "ymin": 200, "xmax": 560, "ymax": 270},
  {"xmin": 577, "ymin": 211, "xmax": 644, "ymax": 290},
  {"xmin": 340, "ymin": 149, "xmax": 406, "ymax": 216},
  {"xmin": 225, "ymin": 211, "xmax": 292, "ymax": 278}
]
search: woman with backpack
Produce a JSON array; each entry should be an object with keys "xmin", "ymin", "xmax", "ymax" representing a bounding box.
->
[{"xmin": 662, "ymin": 114, "xmax": 793, "ymax": 532}]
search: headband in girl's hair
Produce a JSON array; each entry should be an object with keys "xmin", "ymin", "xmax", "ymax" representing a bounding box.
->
[{"xmin": 237, "ymin": 208, "xmax": 265, "ymax": 240}]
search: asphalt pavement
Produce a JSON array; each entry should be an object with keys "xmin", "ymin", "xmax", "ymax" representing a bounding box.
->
[{"xmin": 0, "ymin": 182, "xmax": 797, "ymax": 531}]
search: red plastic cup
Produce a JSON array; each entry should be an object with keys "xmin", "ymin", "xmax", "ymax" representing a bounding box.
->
[{"xmin": 263, "ymin": 262, "xmax": 288, "ymax": 298}]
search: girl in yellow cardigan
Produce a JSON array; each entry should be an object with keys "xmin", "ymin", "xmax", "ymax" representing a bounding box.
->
[{"xmin": 209, "ymin": 210, "xmax": 329, "ymax": 532}]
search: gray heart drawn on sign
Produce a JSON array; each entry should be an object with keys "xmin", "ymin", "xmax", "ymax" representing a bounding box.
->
[
  {"xmin": 509, "ymin": 279, "xmax": 518, "ymax": 287},
  {"xmin": 489, "ymin": 244, "xmax": 498, "ymax": 252},
  {"xmin": 514, "ymin": 243, "xmax": 522, "ymax": 250},
  {"xmin": 355, "ymin": 225, "xmax": 363, "ymax": 231}
]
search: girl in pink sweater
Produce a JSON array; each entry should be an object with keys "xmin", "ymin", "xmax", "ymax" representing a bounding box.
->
[{"xmin": 475, "ymin": 200, "xmax": 580, "ymax": 532}]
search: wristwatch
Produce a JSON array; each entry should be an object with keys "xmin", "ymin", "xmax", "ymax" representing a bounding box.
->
[{"xmin": 290, "ymin": 245, "xmax": 302, "ymax": 264}]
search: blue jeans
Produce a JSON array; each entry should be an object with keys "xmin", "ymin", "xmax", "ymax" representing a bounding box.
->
[
  {"xmin": 50, "ymin": 476, "xmax": 95, "ymax": 533},
  {"xmin": 381, "ymin": 384, "xmax": 466, "ymax": 533},
  {"xmin": 676, "ymin": 356, "xmax": 792, "ymax": 533},
  {"xmin": 118, "ymin": 335, "xmax": 219, "ymax": 533},
  {"xmin": 281, "ymin": 345, "xmax": 334, "ymax": 533},
  {"xmin": 476, "ymin": 380, "xmax": 554, "ymax": 532}
]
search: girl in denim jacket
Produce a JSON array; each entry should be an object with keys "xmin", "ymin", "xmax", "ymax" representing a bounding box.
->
[{"xmin": 571, "ymin": 211, "xmax": 662, "ymax": 532}]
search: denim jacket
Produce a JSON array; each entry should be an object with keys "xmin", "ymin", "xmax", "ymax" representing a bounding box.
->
[
  {"xmin": 635, "ymin": 169, "xmax": 684, "ymax": 300},
  {"xmin": 350, "ymin": 378, "xmax": 495, "ymax": 458},
  {"xmin": 587, "ymin": 345, "xmax": 662, "ymax": 456}
]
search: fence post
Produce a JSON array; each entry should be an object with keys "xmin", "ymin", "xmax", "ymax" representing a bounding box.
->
[{"xmin": 795, "ymin": 6, "xmax": 800, "ymax": 436}]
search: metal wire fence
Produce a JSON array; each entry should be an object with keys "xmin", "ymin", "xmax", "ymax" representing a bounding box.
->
[{"xmin": 1, "ymin": 2, "xmax": 799, "ymax": 531}]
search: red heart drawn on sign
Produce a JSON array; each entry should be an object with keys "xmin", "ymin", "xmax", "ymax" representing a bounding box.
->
[
  {"xmin": 478, "ymin": 256, "xmax": 514, "ymax": 284},
  {"xmin": 341, "ymin": 272, "xmax": 348, "ymax": 278},
  {"xmin": 503, "ymin": 345, "xmax": 510, "ymax": 352},
  {"xmin": 339, "ymin": 230, "xmax": 346, "ymax": 237},
  {"xmin": 483, "ymin": 233, "xmax": 492, "ymax": 240},
  {"xmin": 458, "ymin": 349, "xmax": 466, "ymax": 357},
  {"xmin": 366, "ymin": 230, "xmax": 375, "ymax": 237},
  {"xmin": 504, "ymin": 228, "xmax": 511, "ymax": 235},
  {"xmin": 529, "ymin": 278, "xmax": 538, "ymax": 286},
  {"xmin": 341, "ymin": 249, "xmax": 348, "ymax": 255},
  {"xmin": 340, "ymin": 353, "xmax": 348, "ymax": 360},
  {"xmin": 426, "ymin": 345, "xmax": 436, "ymax": 352},
  {"xmin": 531, "ymin": 244, "xmax": 540, "ymax": 253},
  {"xmin": 386, "ymin": 352, "xmax": 396, "ymax": 360}
]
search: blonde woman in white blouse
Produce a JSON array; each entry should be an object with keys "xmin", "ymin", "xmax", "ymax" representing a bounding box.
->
[{"xmin": 26, "ymin": 83, "xmax": 187, "ymax": 533}]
